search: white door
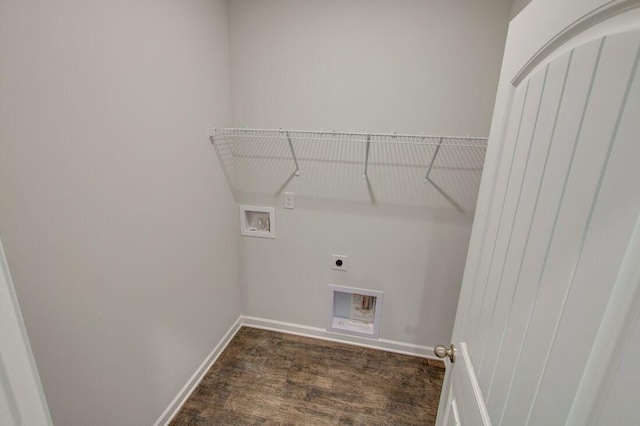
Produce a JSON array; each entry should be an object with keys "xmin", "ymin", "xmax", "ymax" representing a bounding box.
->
[
  {"xmin": 436, "ymin": 1, "xmax": 640, "ymax": 424},
  {"xmin": 0, "ymin": 237, "xmax": 52, "ymax": 425}
]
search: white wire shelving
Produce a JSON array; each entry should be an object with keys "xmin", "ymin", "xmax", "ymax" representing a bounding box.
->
[{"xmin": 209, "ymin": 127, "xmax": 488, "ymax": 212}]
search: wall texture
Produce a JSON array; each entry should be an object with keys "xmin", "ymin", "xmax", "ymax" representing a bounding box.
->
[
  {"xmin": 0, "ymin": 1, "xmax": 239, "ymax": 425},
  {"xmin": 229, "ymin": 0, "xmax": 512, "ymax": 347}
]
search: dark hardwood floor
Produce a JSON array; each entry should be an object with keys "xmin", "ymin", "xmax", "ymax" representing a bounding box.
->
[{"xmin": 170, "ymin": 327, "xmax": 445, "ymax": 425}]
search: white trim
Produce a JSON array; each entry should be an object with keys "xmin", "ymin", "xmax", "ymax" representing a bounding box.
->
[
  {"xmin": 153, "ymin": 317, "xmax": 243, "ymax": 426},
  {"xmin": 451, "ymin": 398, "xmax": 461, "ymax": 426},
  {"xmin": 460, "ymin": 342, "xmax": 492, "ymax": 425},
  {"xmin": 240, "ymin": 315, "xmax": 439, "ymax": 360},
  {"xmin": 512, "ymin": 0, "xmax": 640, "ymax": 86}
]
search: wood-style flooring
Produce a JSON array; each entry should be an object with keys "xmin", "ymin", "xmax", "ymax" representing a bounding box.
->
[{"xmin": 170, "ymin": 327, "xmax": 445, "ymax": 425}]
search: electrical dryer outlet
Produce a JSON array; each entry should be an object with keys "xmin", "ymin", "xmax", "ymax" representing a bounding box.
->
[{"xmin": 331, "ymin": 254, "xmax": 348, "ymax": 271}]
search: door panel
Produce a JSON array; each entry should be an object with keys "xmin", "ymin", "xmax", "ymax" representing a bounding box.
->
[
  {"xmin": 475, "ymin": 52, "xmax": 571, "ymax": 390},
  {"xmin": 468, "ymin": 69, "xmax": 545, "ymax": 359},
  {"xmin": 496, "ymin": 36, "xmax": 607, "ymax": 423},
  {"xmin": 595, "ymin": 295, "xmax": 640, "ymax": 425},
  {"xmin": 459, "ymin": 81, "xmax": 529, "ymax": 354},
  {"xmin": 502, "ymin": 31, "xmax": 640, "ymax": 426},
  {"xmin": 485, "ymin": 38, "xmax": 601, "ymax": 417},
  {"xmin": 529, "ymin": 32, "xmax": 640, "ymax": 425},
  {"xmin": 438, "ymin": 3, "xmax": 640, "ymax": 424}
]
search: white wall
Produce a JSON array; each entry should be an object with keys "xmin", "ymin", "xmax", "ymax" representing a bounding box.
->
[
  {"xmin": 239, "ymin": 197, "xmax": 474, "ymax": 347},
  {"xmin": 229, "ymin": 0, "xmax": 512, "ymax": 136},
  {"xmin": 229, "ymin": 0, "xmax": 512, "ymax": 347},
  {"xmin": 0, "ymin": 1, "xmax": 239, "ymax": 425}
]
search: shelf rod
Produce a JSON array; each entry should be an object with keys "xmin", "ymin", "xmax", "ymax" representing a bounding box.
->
[
  {"xmin": 283, "ymin": 130, "xmax": 301, "ymax": 176},
  {"xmin": 213, "ymin": 134, "xmax": 484, "ymax": 147},
  {"xmin": 215, "ymin": 134, "xmax": 483, "ymax": 146},
  {"xmin": 424, "ymin": 137, "xmax": 444, "ymax": 184},
  {"xmin": 363, "ymin": 134, "xmax": 371, "ymax": 179},
  {"xmin": 215, "ymin": 127, "xmax": 486, "ymax": 141}
]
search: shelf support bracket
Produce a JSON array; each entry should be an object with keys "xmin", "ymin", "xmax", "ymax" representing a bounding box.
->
[
  {"xmin": 284, "ymin": 130, "xmax": 301, "ymax": 176},
  {"xmin": 363, "ymin": 134, "xmax": 371, "ymax": 179},
  {"xmin": 423, "ymin": 137, "xmax": 464, "ymax": 213},
  {"xmin": 424, "ymin": 137, "xmax": 443, "ymax": 183}
]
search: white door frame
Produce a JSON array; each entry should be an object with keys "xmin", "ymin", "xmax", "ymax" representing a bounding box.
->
[{"xmin": 0, "ymin": 237, "xmax": 52, "ymax": 425}]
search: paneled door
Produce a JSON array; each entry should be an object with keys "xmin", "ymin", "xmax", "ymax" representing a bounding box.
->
[{"xmin": 436, "ymin": 1, "xmax": 640, "ymax": 424}]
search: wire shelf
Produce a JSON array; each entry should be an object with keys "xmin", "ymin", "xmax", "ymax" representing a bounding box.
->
[{"xmin": 210, "ymin": 128, "xmax": 488, "ymax": 212}]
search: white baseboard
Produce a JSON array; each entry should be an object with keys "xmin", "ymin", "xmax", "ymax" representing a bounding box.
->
[
  {"xmin": 239, "ymin": 315, "xmax": 438, "ymax": 360},
  {"xmin": 155, "ymin": 315, "xmax": 438, "ymax": 425},
  {"xmin": 153, "ymin": 317, "xmax": 242, "ymax": 426}
]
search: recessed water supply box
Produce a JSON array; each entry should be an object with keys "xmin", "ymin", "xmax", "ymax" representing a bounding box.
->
[
  {"xmin": 240, "ymin": 205, "xmax": 275, "ymax": 238},
  {"xmin": 328, "ymin": 285, "xmax": 383, "ymax": 339}
]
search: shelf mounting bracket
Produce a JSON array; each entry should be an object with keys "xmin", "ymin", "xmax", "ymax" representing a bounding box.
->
[
  {"xmin": 363, "ymin": 134, "xmax": 371, "ymax": 179},
  {"xmin": 283, "ymin": 130, "xmax": 301, "ymax": 176},
  {"xmin": 424, "ymin": 137, "xmax": 443, "ymax": 183},
  {"xmin": 423, "ymin": 137, "xmax": 464, "ymax": 212}
]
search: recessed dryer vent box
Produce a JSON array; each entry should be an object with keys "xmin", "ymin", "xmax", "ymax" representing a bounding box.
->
[
  {"xmin": 240, "ymin": 205, "xmax": 275, "ymax": 238},
  {"xmin": 328, "ymin": 285, "xmax": 383, "ymax": 339}
]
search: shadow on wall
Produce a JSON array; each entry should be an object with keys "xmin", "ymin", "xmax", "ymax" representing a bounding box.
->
[
  {"xmin": 413, "ymin": 222, "xmax": 466, "ymax": 344},
  {"xmin": 212, "ymin": 129, "xmax": 487, "ymax": 217}
]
